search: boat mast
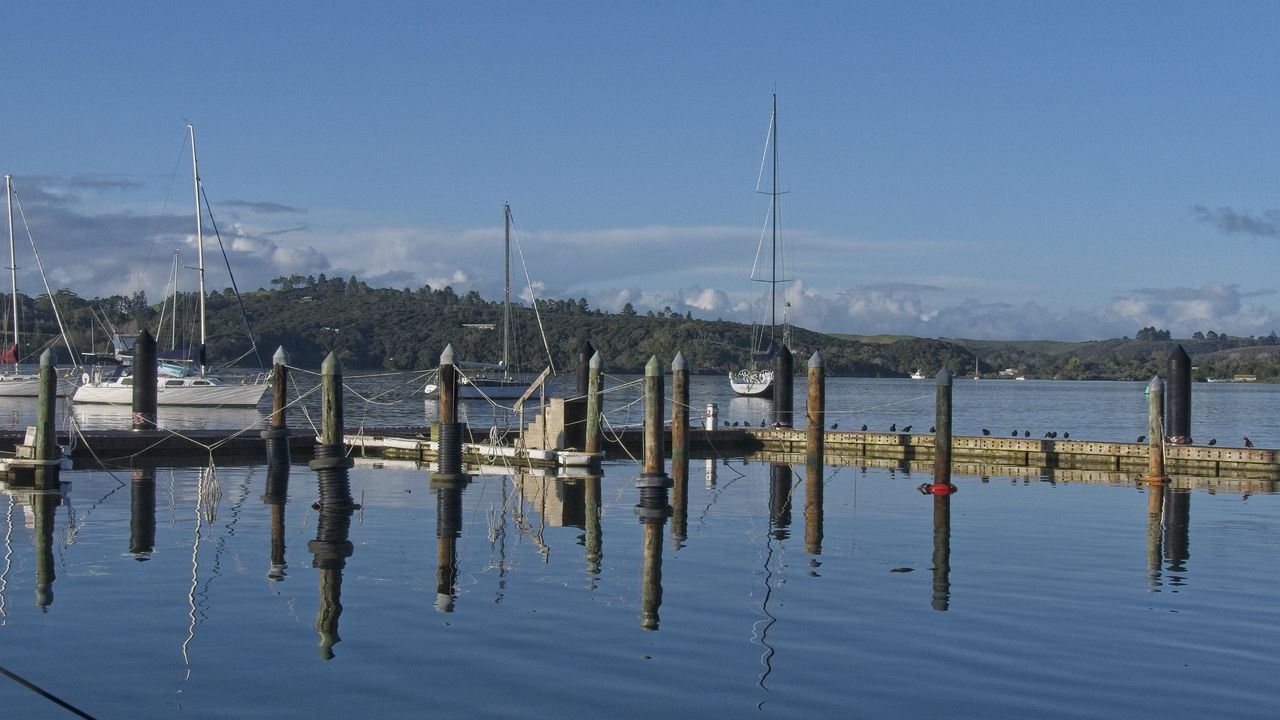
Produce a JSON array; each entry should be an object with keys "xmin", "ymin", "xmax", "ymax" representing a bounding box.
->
[
  {"xmin": 502, "ymin": 202, "xmax": 511, "ymax": 381},
  {"xmin": 189, "ymin": 124, "xmax": 207, "ymax": 377},
  {"xmin": 769, "ymin": 93, "xmax": 778, "ymax": 343},
  {"xmin": 4, "ymin": 175, "xmax": 16, "ymax": 372}
]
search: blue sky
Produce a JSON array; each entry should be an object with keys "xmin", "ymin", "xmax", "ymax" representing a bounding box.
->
[{"xmin": 4, "ymin": 1, "xmax": 1279, "ymax": 340}]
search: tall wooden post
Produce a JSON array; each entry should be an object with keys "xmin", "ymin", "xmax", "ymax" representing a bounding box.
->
[
  {"xmin": 671, "ymin": 352, "xmax": 689, "ymax": 543},
  {"xmin": 1145, "ymin": 375, "xmax": 1167, "ymax": 483},
  {"xmin": 309, "ymin": 351, "xmax": 355, "ymax": 509},
  {"xmin": 320, "ymin": 351, "xmax": 343, "ymax": 448},
  {"xmin": 434, "ymin": 344, "xmax": 469, "ymax": 485},
  {"xmin": 132, "ymin": 328, "xmax": 157, "ymax": 431},
  {"xmin": 931, "ymin": 368, "xmax": 954, "ymax": 493},
  {"xmin": 805, "ymin": 352, "xmax": 825, "ymax": 555},
  {"xmin": 262, "ymin": 346, "xmax": 290, "ymax": 466},
  {"xmin": 35, "ymin": 349, "xmax": 57, "ymax": 462},
  {"xmin": 585, "ymin": 351, "xmax": 602, "ymax": 455},
  {"xmin": 634, "ymin": 355, "xmax": 671, "ymax": 629}
]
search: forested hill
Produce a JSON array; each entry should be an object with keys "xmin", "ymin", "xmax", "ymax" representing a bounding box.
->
[{"xmin": 16, "ymin": 276, "xmax": 1280, "ymax": 381}]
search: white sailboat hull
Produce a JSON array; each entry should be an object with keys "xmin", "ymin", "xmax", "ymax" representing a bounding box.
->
[
  {"xmin": 73, "ymin": 378, "xmax": 268, "ymax": 407},
  {"xmin": 424, "ymin": 377, "xmax": 530, "ymax": 400}
]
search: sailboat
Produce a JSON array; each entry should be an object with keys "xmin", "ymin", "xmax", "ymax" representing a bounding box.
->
[
  {"xmin": 730, "ymin": 94, "xmax": 789, "ymax": 397},
  {"xmin": 73, "ymin": 125, "xmax": 269, "ymax": 408},
  {"xmin": 424, "ymin": 203, "xmax": 541, "ymax": 400},
  {"xmin": 0, "ymin": 176, "xmax": 40, "ymax": 396}
]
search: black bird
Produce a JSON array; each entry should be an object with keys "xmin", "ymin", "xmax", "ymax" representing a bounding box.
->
[
  {"xmin": 860, "ymin": 424, "xmax": 868, "ymax": 432},
  {"xmin": 1044, "ymin": 432, "xmax": 1052, "ymax": 438},
  {"xmin": 902, "ymin": 425, "xmax": 912, "ymax": 433},
  {"xmin": 929, "ymin": 425, "xmax": 936, "ymax": 433},
  {"xmin": 1063, "ymin": 432, "xmax": 1070, "ymax": 439},
  {"xmin": 1011, "ymin": 430, "xmax": 1018, "ymax": 437},
  {"xmin": 1049, "ymin": 432, "xmax": 1057, "ymax": 438},
  {"xmin": 1208, "ymin": 438, "xmax": 1217, "ymax": 446},
  {"xmin": 723, "ymin": 420, "xmax": 730, "ymax": 427},
  {"xmin": 1137, "ymin": 435, "xmax": 1146, "ymax": 443},
  {"xmin": 830, "ymin": 422, "xmax": 839, "ymax": 430},
  {"xmin": 760, "ymin": 419, "xmax": 767, "ymax": 428},
  {"xmin": 1245, "ymin": 437, "xmax": 1254, "ymax": 448},
  {"xmin": 890, "ymin": 423, "xmax": 897, "ymax": 432},
  {"xmin": 981, "ymin": 428, "xmax": 990, "ymax": 436},
  {"xmin": 1024, "ymin": 430, "xmax": 1030, "ymax": 437},
  {"xmin": 732, "ymin": 421, "xmax": 739, "ymax": 427}
]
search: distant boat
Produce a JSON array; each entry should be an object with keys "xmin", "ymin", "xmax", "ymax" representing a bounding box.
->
[
  {"xmin": 910, "ymin": 369, "xmax": 926, "ymax": 380},
  {"xmin": 73, "ymin": 125, "xmax": 269, "ymax": 408},
  {"xmin": 423, "ymin": 203, "xmax": 548, "ymax": 399},
  {"xmin": 730, "ymin": 94, "xmax": 790, "ymax": 398}
]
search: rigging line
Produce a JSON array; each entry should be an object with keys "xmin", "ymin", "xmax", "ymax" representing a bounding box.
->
[
  {"xmin": 506, "ymin": 213, "xmax": 557, "ymax": 374},
  {"xmin": 198, "ymin": 183, "xmax": 265, "ymax": 368},
  {"xmin": 12, "ymin": 187, "xmax": 80, "ymax": 366},
  {"xmin": 0, "ymin": 664, "xmax": 99, "ymax": 719}
]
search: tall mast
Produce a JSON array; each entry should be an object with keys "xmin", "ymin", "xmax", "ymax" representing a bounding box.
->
[
  {"xmin": 502, "ymin": 202, "xmax": 511, "ymax": 380},
  {"xmin": 189, "ymin": 124, "xmax": 207, "ymax": 377},
  {"xmin": 770, "ymin": 94, "xmax": 778, "ymax": 339},
  {"xmin": 4, "ymin": 175, "xmax": 16, "ymax": 371}
]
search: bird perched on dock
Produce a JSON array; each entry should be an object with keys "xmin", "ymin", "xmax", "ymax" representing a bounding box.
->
[
  {"xmin": 830, "ymin": 422, "xmax": 839, "ymax": 430},
  {"xmin": 723, "ymin": 420, "xmax": 729, "ymax": 427},
  {"xmin": 902, "ymin": 425, "xmax": 912, "ymax": 433},
  {"xmin": 760, "ymin": 419, "xmax": 767, "ymax": 428},
  {"xmin": 1023, "ymin": 430, "xmax": 1030, "ymax": 437},
  {"xmin": 1063, "ymin": 432, "xmax": 1069, "ymax": 439},
  {"xmin": 860, "ymin": 424, "xmax": 868, "ymax": 432},
  {"xmin": 1011, "ymin": 430, "xmax": 1018, "ymax": 437},
  {"xmin": 1208, "ymin": 438, "xmax": 1217, "ymax": 445},
  {"xmin": 929, "ymin": 426, "xmax": 936, "ymax": 433},
  {"xmin": 981, "ymin": 428, "xmax": 990, "ymax": 436},
  {"xmin": 890, "ymin": 423, "xmax": 897, "ymax": 432},
  {"xmin": 1137, "ymin": 435, "xmax": 1146, "ymax": 443},
  {"xmin": 732, "ymin": 421, "xmax": 739, "ymax": 427},
  {"xmin": 1244, "ymin": 437, "xmax": 1254, "ymax": 448}
]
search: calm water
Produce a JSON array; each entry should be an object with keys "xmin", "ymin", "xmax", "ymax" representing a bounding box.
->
[{"xmin": 1, "ymin": 374, "xmax": 1278, "ymax": 717}]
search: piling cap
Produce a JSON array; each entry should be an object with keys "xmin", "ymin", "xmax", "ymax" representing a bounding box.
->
[
  {"xmin": 589, "ymin": 351, "xmax": 602, "ymax": 369},
  {"xmin": 646, "ymin": 355, "xmax": 660, "ymax": 376},
  {"xmin": 273, "ymin": 346, "xmax": 290, "ymax": 366},
  {"xmin": 39, "ymin": 348, "xmax": 54, "ymax": 367},
  {"xmin": 937, "ymin": 367, "xmax": 952, "ymax": 385},
  {"xmin": 1147, "ymin": 375, "xmax": 1164, "ymax": 392},
  {"xmin": 672, "ymin": 352, "xmax": 687, "ymax": 372},
  {"xmin": 441, "ymin": 343, "xmax": 457, "ymax": 366},
  {"xmin": 321, "ymin": 351, "xmax": 341, "ymax": 375},
  {"xmin": 808, "ymin": 351, "xmax": 823, "ymax": 369}
]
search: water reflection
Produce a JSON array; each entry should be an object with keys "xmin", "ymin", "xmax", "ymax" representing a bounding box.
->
[
  {"xmin": 263, "ymin": 462, "xmax": 290, "ymax": 581},
  {"xmin": 309, "ymin": 460, "xmax": 357, "ymax": 659},
  {"xmin": 931, "ymin": 493, "xmax": 952, "ymax": 611},
  {"xmin": 635, "ymin": 474, "xmax": 672, "ymax": 631},
  {"xmin": 433, "ymin": 479, "xmax": 464, "ymax": 613},
  {"xmin": 1146, "ymin": 483, "xmax": 1191, "ymax": 590},
  {"xmin": 130, "ymin": 467, "xmax": 156, "ymax": 559},
  {"xmin": 583, "ymin": 474, "xmax": 602, "ymax": 585}
]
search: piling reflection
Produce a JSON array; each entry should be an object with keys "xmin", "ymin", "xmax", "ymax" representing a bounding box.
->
[
  {"xmin": 931, "ymin": 493, "xmax": 952, "ymax": 611},
  {"xmin": 130, "ymin": 467, "xmax": 157, "ymax": 559},
  {"xmin": 804, "ymin": 459, "xmax": 823, "ymax": 556},
  {"xmin": 434, "ymin": 478, "xmax": 465, "ymax": 612},
  {"xmin": 1146, "ymin": 483, "xmax": 1191, "ymax": 589},
  {"xmin": 32, "ymin": 481, "xmax": 61, "ymax": 610},
  {"xmin": 262, "ymin": 461, "xmax": 290, "ymax": 581},
  {"xmin": 768, "ymin": 464, "xmax": 792, "ymax": 540},
  {"xmin": 309, "ymin": 459, "xmax": 357, "ymax": 660},
  {"xmin": 635, "ymin": 476, "xmax": 671, "ymax": 631},
  {"xmin": 583, "ymin": 473, "xmax": 603, "ymax": 584}
]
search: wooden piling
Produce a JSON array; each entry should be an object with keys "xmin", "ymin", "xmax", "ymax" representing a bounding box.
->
[
  {"xmin": 672, "ymin": 352, "xmax": 689, "ymax": 470},
  {"xmin": 262, "ymin": 346, "xmax": 290, "ymax": 466},
  {"xmin": 774, "ymin": 344, "xmax": 793, "ymax": 427},
  {"xmin": 642, "ymin": 355, "xmax": 664, "ymax": 477},
  {"xmin": 132, "ymin": 328, "xmax": 157, "ymax": 431},
  {"xmin": 35, "ymin": 349, "xmax": 57, "ymax": 462},
  {"xmin": 1144, "ymin": 375, "xmax": 1167, "ymax": 483},
  {"xmin": 585, "ymin": 351, "xmax": 602, "ymax": 455},
  {"xmin": 671, "ymin": 352, "xmax": 689, "ymax": 542},
  {"xmin": 805, "ymin": 352, "xmax": 824, "ymax": 475},
  {"xmin": 1166, "ymin": 345, "xmax": 1192, "ymax": 444},
  {"xmin": 933, "ymin": 368, "xmax": 954, "ymax": 489},
  {"xmin": 434, "ymin": 344, "xmax": 468, "ymax": 484},
  {"xmin": 320, "ymin": 351, "xmax": 343, "ymax": 447}
]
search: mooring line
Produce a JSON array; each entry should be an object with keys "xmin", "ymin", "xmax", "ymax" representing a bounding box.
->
[{"xmin": 0, "ymin": 663, "xmax": 98, "ymax": 719}]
